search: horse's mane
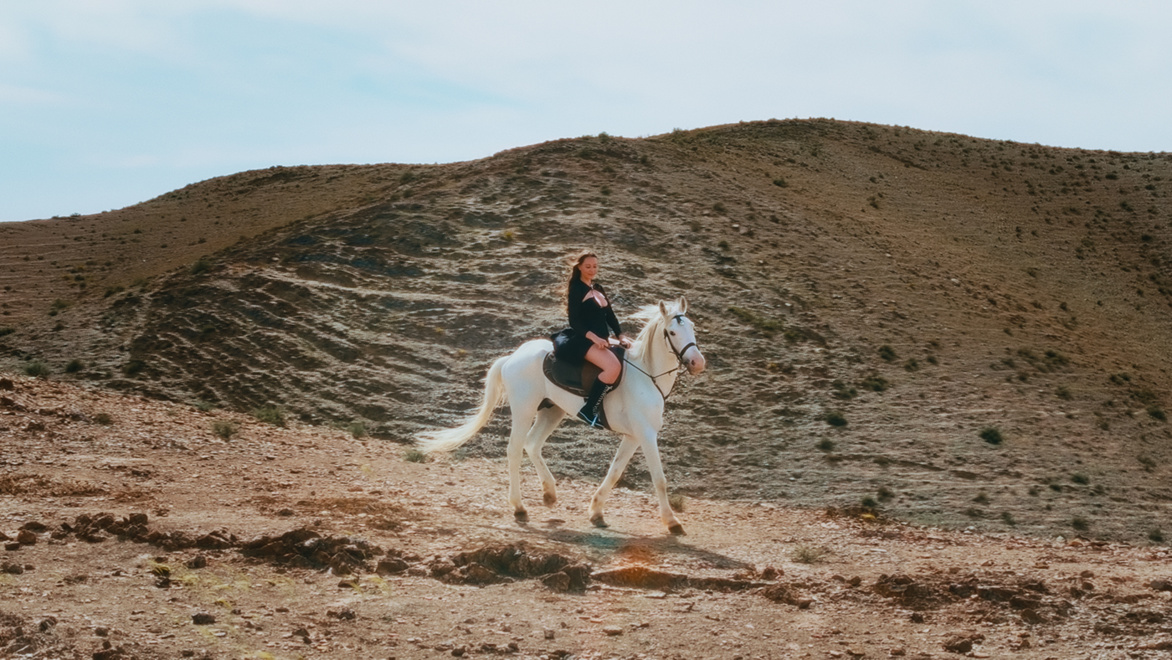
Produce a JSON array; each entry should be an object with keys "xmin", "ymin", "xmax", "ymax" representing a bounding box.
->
[{"xmin": 627, "ymin": 301, "xmax": 682, "ymax": 362}]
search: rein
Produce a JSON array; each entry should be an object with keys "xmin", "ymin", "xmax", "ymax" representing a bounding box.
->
[{"xmin": 623, "ymin": 314, "xmax": 694, "ymax": 401}]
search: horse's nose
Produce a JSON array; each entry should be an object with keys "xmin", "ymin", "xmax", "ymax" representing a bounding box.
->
[{"xmin": 689, "ymin": 353, "xmax": 706, "ymax": 374}]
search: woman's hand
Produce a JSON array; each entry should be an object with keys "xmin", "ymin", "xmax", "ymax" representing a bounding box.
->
[
  {"xmin": 618, "ymin": 334, "xmax": 633, "ymax": 349},
  {"xmin": 587, "ymin": 333, "xmax": 608, "ymax": 350}
]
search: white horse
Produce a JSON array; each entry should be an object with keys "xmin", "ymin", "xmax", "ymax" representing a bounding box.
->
[{"xmin": 415, "ymin": 298, "xmax": 705, "ymax": 535}]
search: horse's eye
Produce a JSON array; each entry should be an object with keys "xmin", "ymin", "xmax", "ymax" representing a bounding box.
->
[{"xmin": 669, "ymin": 331, "xmax": 676, "ymax": 336}]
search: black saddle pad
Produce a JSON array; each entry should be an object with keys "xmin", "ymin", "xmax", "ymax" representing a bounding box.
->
[{"xmin": 542, "ymin": 346, "xmax": 625, "ymax": 397}]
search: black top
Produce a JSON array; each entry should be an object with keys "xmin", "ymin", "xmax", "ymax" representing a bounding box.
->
[{"xmin": 568, "ymin": 278, "xmax": 622, "ymax": 341}]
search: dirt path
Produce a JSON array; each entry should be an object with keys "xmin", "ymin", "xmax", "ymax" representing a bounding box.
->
[{"xmin": 2, "ymin": 373, "xmax": 1171, "ymax": 659}]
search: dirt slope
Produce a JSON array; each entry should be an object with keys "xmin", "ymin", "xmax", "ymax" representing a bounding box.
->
[
  {"xmin": 2, "ymin": 119, "xmax": 1172, "ymax": 545},
  {"xmin": 2, "ymin": 374, "xmax": 1171, "ymax": 659}
]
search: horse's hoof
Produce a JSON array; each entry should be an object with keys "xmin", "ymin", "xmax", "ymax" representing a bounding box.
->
[
  {"xmin": 514, "ymin": 510, "xmax": 529, "ymax": 524},
  {"xmin": 543, "ymin": 492, "xmax": 557, "ymax": 506},
  {"xmin": 590, "ymin": 514, "xmax": 608, "ymax": 529},
  {"xmin": 668, "ymin": 524, "xmax": 686, "ymax": 536}
]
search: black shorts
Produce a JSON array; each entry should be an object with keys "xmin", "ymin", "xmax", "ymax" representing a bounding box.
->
[{"xmin": 551, "ymin": 329, "xmax": 593, "ymax": 364}]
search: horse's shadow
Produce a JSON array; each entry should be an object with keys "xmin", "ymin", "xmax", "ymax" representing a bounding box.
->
[{"xmin": 495, "ymin": 520, "xmax": 755, "ymax": 571}]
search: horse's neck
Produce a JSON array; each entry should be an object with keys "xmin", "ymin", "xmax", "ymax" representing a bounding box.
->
[{"xmin": 635, "ymin": 321, "xmax": 678, "ymax": 390}]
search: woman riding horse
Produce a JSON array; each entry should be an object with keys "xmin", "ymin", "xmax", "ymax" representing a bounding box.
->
[{"xmin": 552, "ymin": 250, "xmax": 632, "ymax": 427}]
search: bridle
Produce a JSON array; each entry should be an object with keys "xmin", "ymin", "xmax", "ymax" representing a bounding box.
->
[{"xmin": 623, "ymin": 313, "xmax": 698, "ymax": 401}]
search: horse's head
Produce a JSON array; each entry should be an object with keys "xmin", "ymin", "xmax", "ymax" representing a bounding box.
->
[{"xmin": 659, "ymin": 297, "xmax": 706, "ymax": 375}]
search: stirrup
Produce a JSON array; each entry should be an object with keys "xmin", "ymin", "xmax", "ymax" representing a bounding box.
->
[{"xmin": 577, "ymin": 408, "xmax": 601, "ymax": 427}]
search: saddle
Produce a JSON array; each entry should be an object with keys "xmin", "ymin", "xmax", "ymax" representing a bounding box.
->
[{"xmin": 542, "ymin": 346, "xmax": 625, "ymax": 398}]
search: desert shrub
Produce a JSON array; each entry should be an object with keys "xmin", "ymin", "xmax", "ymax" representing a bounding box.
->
[
  {"xmin": 193, "ymin": 400, "xmax": 214, "ymax": 412},
  {"xmin": 1071, "ymin": 473, "xmax": 1090, "ymax": 485},
  {"xmin": 347, "ymin": 421, "xmax": 367, "ymax": 439},
  {"xmin": 860, "ymin": 496, "xmax": 878, "ymax": 509},
  {"xmin": 669, "ymin": 492, "xmax": 686, "ymax": 513},
  {"xmin": 979, "ymin": 427, "xmax": 1004, "ymax": 445},
  {"xmin": 24, "ymin": 361, "xmax": 50, "ymax": 378},
  {"xmin": 190, "ymin": 258, "xmax": 212, "ymax": 275},
  {"xmin": 122, "ymin": 360, "xmax": 145, "ymax": 376},
  {"xmin": 903, "ymin": 358, "xmax": 919, "ymax": 372},
  {"xmin": 1001, "ymin": 512, "xmax": 1017, "ymax": 526},
  {"xmin": 824, "ymin": 411, "xmax": 847, "ymax": 427},
  {"xmin": 791, "ymin": 545, "xmax": 827, "ymax": 564},
  {"xmin": 1138, "ymin": 455, "xmax": 1157, "ymax": 471},
  {"xmin": 878, "ymin": 345, "xmax": 897, "ymax": 361},
  {"xmin": 860, "ymin": 374, "xmax": 889, "ymax": 392},
  {"xmin": 1056, "ymin": 386, "xmax": 1072, "ymax": 400},
  {"xmin": 404, "ymin": 449, "xmax": 427, "ymax": 463},
  {"xmin": 1150, "ymin": 529, "xmax": 1165, "ymax": 543},
  {"xmin": 772, "ymin": 178, "xmax": 788, "ymax": 188},
  {"xmin": 831, "ymin": 380, "xmax": 857, "ymax": 400},
  {"xmin": 252, "ymin": 405, "xmax": 286, "ymax": 427},
  {"xmin": 815, "ymin": 438, "xmax": 835, "ymax": 452},
  {"xmin": 1071, "ymin": 516, "xmax": 1090, "ymax": 531},
  {"xmin": 1147, "ymin": 405, "xmax": 1167, "ymax": 422},
  {"xmin": 103, "ymin": 285, "xmax": 125, "ymax": 298},
  {"xmin": 727, "ymin": 306, "xmax": 783, "ymax": 334},
  {"xmin": 972, "ymin": 492, "xmax": 990, "ymax": 504},
  {"xmin": 65, "ymin": 359, "xmax": 83, "ymax": 374},
  {"xmin": 94, "ymin": 413, "xmax": 113, "ymax": 425},
  {"xmin": 877, "ymin": 486, "xmax": 894, "ymax": 501},
  {"xmin": 211, "ymin": 420, "xmax": 238, "ymax": 440},
  {"xmin": 0, "ymin": 327, "xmax": 14, "ymax": 337},
  {"xmin": 712, "ymin": 202, "xmax": 726, "ymax": 214}
]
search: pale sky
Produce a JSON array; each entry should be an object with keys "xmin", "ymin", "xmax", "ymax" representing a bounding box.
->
[{"xmin": 2, "ymin": 1, "xmax": 1171, "ymax": 222}]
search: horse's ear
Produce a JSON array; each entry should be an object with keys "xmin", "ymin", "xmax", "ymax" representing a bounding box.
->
[
  {"xmin": 659, "ymin": 300, "xmax": 668, "ymax": 317},
  {"xmin": 679, "ymin": 296, "xmax": 688, "ymax": 313}
]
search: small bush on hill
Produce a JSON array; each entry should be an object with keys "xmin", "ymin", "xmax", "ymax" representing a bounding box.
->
[
  {"xmin": 25, "ymin": 361, "xmax": 50, "ymax": 377},
  {"xmin": 212, "ymin": 420, "xmax": 238, "ymax": 440},
  {"xmin": 979, "ymin": 427, "xmax": 1004, "ymax": 445},
  {"xmin": 252, "ymin": 405, "xmax": 286, "ymax": 427}
]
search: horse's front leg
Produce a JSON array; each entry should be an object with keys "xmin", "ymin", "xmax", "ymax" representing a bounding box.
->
[
  {"xmin": 525, "ymin": 406, "xmax": 565, "ymax": 506},
  {"xmin": 639, "ymin": 431, "xmax": 685, "ymax": 535},
  {"xmin": 588, "ymin": 435, "xmax": 639, "ymax": 528}
]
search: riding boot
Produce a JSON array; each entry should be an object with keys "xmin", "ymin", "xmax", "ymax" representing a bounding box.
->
[{"xmin": 577, "ymin": 378, "xmax": 612, "ymax": 428}]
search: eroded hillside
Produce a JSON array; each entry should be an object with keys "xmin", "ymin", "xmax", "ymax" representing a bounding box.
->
[{"xmin": 3, "ymin": 119, "xmax": 1171, "ymax": 543}]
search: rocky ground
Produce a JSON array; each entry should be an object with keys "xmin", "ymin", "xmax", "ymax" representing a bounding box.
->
[{"xmin": 3, "ymin": 373, "xmax": 1172, "ymax": 659}]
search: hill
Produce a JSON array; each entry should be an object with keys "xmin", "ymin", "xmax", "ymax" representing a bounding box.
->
[{"xmin": 2, "ymin": 119, "xmax": 1171, "ymax": 544}]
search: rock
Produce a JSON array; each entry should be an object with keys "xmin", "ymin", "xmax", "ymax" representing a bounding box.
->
[
  {"xmin": 186, "ymin": 555, "xmax": 208, "ymax": 569},
  {"xmin": 16, "ymin": 530, "xmax": 36, "ymax": 545},
  {"xmin": 95, "ymin": 626, "xmax": 109, "ymax": 637},
  {"xmin": 192, "ymin": 612, "xmax": 216, "ymax": 625},
  {"xmin": 5, "ymin": 542, "xmax": 22, "ymax": 551},
  {"xmin": 1020, "ymin": 609, "xmax": 1046, "ymax": 625},
  {"xmin": 327, "ymin": 608, "xmax": 356, "ymax": 620},
  {"xmin": 376, "ymin": 557, "xmax": 409, "ymax": 574},
  {"xmin": 1150, "ymin": 579, "xmax": 1172, "ymax": 592},
  {"xmin": 943, "ymin": 633, "xmax": 983, "ymax": 654},
  {"xmin": 602, "ymin": 625, "xmax": 623, "ymax": 636},
  {"xmin": 0, "ymin": 377, "xmax": 14, "ymax": 390},
  {"xmin": 1, "ymin": 562, "xmax": 24, "ymax": 574},
  {"xmin": 19, "ymin": 521, "xmax": 48, "ymax": 533}
]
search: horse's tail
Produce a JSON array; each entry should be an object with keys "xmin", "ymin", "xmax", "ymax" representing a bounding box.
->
[{"xmin": 415, "ymin": 356, "xmax": 507, "ymax": 454}]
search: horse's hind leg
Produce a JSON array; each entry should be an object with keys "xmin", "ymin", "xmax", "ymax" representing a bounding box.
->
[
  {"xmin": 507, "ymin": 403, "xmax": 539, "ymax": 523},
  {"xmin": 588, "ymin": 435, "xmax": 639, "ymax": 528},
  {"xmin": 525, "ymin": 405, "xmax": 564, "ymax": 506}
]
